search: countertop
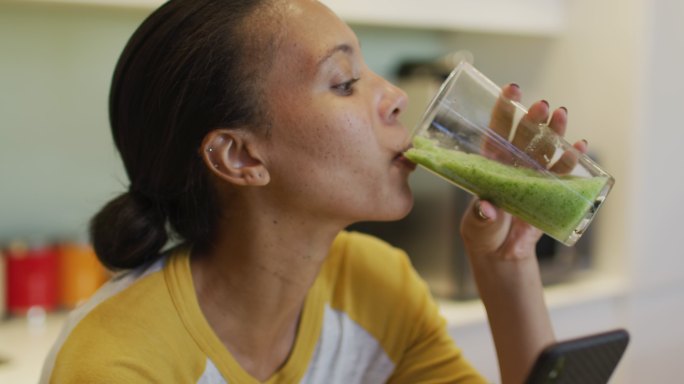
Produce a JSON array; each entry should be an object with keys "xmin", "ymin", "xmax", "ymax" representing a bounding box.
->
[{"xmin": 0, "ymin": 310, "xmax": 64, "ymax": 384}]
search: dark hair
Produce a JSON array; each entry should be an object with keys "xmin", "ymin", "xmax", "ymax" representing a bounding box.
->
[{"xmin": 90, "ymin": 0, "xmax": 275, "ymax": 270}]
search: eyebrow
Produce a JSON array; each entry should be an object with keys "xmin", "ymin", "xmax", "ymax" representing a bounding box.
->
[{"xmin": 316, "ymin": 43, "xmax": 354, "ymax": 68}]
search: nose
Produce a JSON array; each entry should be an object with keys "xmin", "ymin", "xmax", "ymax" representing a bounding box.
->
[{"xmin": 378, "ymin": 77, "xmax": 408, "ymax": 125}]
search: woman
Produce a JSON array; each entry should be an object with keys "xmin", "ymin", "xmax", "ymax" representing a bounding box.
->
[{"xmin": 41, "ymin": 0, "xmax": 580, "ymax": 383}]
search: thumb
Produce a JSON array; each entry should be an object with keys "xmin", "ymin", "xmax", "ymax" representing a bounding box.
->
[{"xmin": 460, "ymin": 199, "xmax": 511, "ymax": 256}]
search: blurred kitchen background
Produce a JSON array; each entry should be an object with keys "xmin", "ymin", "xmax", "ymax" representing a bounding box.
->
[{"xmin": 1, "ymin": 0, "xmax": 682, "ymax": 382}]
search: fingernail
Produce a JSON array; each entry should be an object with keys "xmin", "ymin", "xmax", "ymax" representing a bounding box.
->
[
  {"xmin": 540, "ymin": 100, "xmax": 549, "ymax": 108},
  {"xmin": 560, "ymin": 106, "xmax": 568, "ymax": 114},
  {"xmin": 509, "ymin": 83, "xmax": 520, "ymax": 89},
  {"xmin": 474, "ymin": 200, "xmax": 489, "ymax": 221},
  {"xmin": 581, "ymin": 139, "xmax": 588, "ymax": 146}
]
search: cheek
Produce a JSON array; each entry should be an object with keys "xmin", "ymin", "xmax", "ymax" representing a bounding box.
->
[
  {"xmin": 327, "ymin": 117, "xmax": 380, "ymax": 184},
  {"xmin": 267, "ymin": 93, "xmax": 379, "ymax": 184},
  {"xmin": 302, "ymin": 109, "xmax": 374, "ymax": 167}
]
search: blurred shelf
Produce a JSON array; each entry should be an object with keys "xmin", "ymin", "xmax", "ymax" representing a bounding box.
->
[
  {"xmin": 439, "ymin": 272, "xmax": 629, "ymax": 327},
  {"xmin": 7, "ymin": 0, "xmax": 161, "ymax": 10},
  {"xmin": 323, "ymin": 0, "xmax": 566, "ymax": 36},
  {"xmin": 14, "ymin": 0, "xmax": 567, "ymax": 36}
]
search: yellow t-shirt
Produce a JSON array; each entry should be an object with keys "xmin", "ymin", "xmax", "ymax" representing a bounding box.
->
[{"xmin": 40, "ymin": 231, "xmax": 486, "ymax": 383}]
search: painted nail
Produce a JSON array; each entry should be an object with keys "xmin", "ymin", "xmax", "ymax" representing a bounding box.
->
[{"xmin": 474, "ymin": 200, "xmax": 489, "ymax": 221}]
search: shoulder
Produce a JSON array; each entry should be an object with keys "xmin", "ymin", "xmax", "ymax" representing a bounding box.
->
[
  {"xmin": 43, "ymin": 254, "xmax": 206, "ymax": 383},
  {"xmin": 326, "ymin": 230, "xmax": 424, "ymax": 302},
  {"xmin": 324, "ymin": 231, "xmax": 434, "ymax": 354},
  {"xmin": 330, "ymin": 230, "xmax": 415, "ymax": 282},
  {"xmin": 327, "ymin": 230, "xmax": 425, "ymax": 312},
  {"xmin": 326, "ymin": 232, "xmax": 486, "ymax": 383}
]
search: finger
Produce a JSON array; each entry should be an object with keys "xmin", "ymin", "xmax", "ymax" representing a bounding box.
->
[
  {"xmin": 549, "ymin": 139, "xmax": 587, "ymax": 174},
  {"xmin": 573, "ymin": 139, "xmax": 588, "ymax": 153},
  {"xmin": 461, "ymin": 199, "xmax": 543, "ymax": 262},
  {"xmin": 460, "ymin": 199, "xmax": 510, "ymax": 256},
  {"xmin": 474, "ymin": 199, "xmax": 497, "ymax": 221},
  {"xmin": 549, "ymin": 149, "xmax": 578, "ymax": 174},
  {"xmin": 489, "ymin": 84, "xmax": 522, "ymax": 139},
  {"xmin": 511, "ymin": 100, "xmax": 554, "ymax": 166},
  {"xmin": 484, "ymin": 84, "xmax": 522, "ymax": 161},
  {"xmin": 511, "ymin": 100, "xmax": 550, "ymax": 148},
  {"xmin": 548, "ymin": 107, "xmax": 568, "ymax": 137}
]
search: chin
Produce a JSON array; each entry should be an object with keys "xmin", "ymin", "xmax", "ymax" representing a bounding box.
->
[
  {"xmin": 371, "ymin": 190, "xmax": 415, "ymax": 223},
  {"xmin": 343, "ymin": 181, "xmax": 415, "ymax": 224}
]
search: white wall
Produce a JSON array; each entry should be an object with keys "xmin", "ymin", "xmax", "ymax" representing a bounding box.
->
[
  {"xmin": 633, "ymin": 0, "xmax": 684, "ymax": 290},
  {"xmin": 0, "ymin": 3, "xmax": 145, "ymax": 241},
  {"xmin": 624, "ymin": 0, "xmax": 684, "ymax": 382},
  {"xmin": 442, "ymin": 0, "xmax": 684, "ymax": 382}
]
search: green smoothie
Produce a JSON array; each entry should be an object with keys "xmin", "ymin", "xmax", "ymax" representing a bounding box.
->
[{"xmin": 405, "ymin": 136, "xmax": 609, "ymax": 242}]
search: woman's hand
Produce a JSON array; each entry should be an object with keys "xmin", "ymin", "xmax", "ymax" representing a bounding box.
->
[
  {"xmin": 459, "ymin": 84, "xmax": 588, "ymax": 384},
  {"xmin": 464, "ymin": 83, "xmax": 588, "ymax": 263},
  {"xmin": 460, "ymin": 199, "xmax": 541, "ymax": 264}
]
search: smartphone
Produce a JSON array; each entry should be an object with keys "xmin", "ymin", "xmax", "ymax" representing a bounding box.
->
[{"xmin": 524, "ymin": 329, "xmax": 630, "ymax": 384}]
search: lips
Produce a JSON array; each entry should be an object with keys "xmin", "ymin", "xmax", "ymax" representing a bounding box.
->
[{"xmin": 394, "ymin": 148, "xmax": 417, "ymax": 170}]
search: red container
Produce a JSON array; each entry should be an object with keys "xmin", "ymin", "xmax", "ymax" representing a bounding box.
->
[
  {"xmin": 6, "ymin": 242, "xmax": 59, "ymax": 314},
  {"xmin": 0, "ymin": 251, "xmax": 5, "ymax": 318}
]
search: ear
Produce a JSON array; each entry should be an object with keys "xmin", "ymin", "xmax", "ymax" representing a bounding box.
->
[{"xmin": 200, "ymin": 129, "xmax": 270, "ymax": 186}]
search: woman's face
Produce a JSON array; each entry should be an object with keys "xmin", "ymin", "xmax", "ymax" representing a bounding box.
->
[{"xmin": 260, "ymin": 0, "xmax": 415, "ymax": 225}]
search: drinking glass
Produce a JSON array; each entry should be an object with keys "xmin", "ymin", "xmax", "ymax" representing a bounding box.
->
[{"xmin": 404, "ymin": 61, "xmax": 614, "ymax": 246}]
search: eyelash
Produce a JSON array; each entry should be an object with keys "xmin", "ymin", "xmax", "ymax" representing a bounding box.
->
[{"xmin": 332, "ymin": 78, "xmax": 360, "ymax": 96}]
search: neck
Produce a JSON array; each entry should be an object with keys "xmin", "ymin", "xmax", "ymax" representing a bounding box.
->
[{"xmin": 190, "ymin": 201, "xmax": 344, "ymax": 380}]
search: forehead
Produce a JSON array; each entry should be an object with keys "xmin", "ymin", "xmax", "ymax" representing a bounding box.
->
[{"xmin": 274, "ymin": 0, "xmax": 359, "ymax": 72}]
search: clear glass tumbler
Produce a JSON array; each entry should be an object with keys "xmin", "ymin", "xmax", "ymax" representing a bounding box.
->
[{"xmin": 404, "ymin": 60, "xmax": 614, "ymax": 246}]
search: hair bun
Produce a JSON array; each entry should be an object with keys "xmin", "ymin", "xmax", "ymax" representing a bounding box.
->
[{"xmin": 90, "ymin": 191, "xmax": 168, "ymax": 270}]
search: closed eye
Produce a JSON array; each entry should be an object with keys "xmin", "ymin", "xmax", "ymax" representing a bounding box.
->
[{"xmin": 332, "ymin": 78, "xmax": 360, "ymax": 96}]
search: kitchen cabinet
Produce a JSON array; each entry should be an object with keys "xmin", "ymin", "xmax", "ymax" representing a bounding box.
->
[
  {"xmin": 322, "ymin": 0, "xmax": 566, "ymax": 35},
  {"xmin": 19, "ymin": 0, "xmax": 566, "ymax": 36}
]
